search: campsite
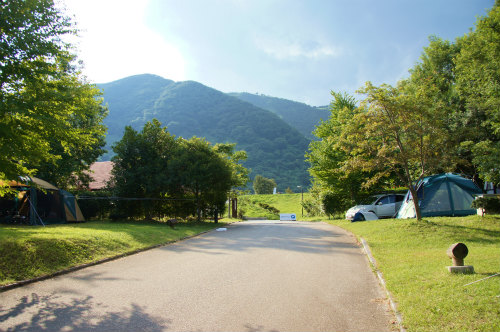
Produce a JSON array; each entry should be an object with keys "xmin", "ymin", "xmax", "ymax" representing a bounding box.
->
[
  {"xmin": 0, "ymin": 177, "xmax": 84, "ymax": 226},
  {"xmin": 1, "ymin": 1, "xmax": 500, "ymax": 331}
]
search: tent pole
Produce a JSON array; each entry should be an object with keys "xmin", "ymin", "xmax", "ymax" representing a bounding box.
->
[{"xmin": 27, "ymin": 196, "xmax": 45, "ymax": 227}]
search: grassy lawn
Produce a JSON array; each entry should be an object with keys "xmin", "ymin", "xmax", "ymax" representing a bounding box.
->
[
  {"xmin": 327, "ymin": 215, "xmax": 500, "ymax": 332},
  {"xmin": 0, "ymin": 220, "xmax": 225, "ymax": 287},
  {"xmin": 239, "ymin": 193, "xmax": 311, "ymax": 219}
]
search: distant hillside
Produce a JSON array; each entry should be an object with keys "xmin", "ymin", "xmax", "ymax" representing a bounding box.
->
[
  {"xmin": 99, "ymin": 74, "xmax": 311, "ymax": 190},
  {"xmin": 228, "ymin": 92, "xmax": 330, "ymax": 139}
]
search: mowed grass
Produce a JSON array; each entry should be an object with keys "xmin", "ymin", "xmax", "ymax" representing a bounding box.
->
[
  {"xmin": 327, "ymin": 215, "xmax": 500, "ymax": 332},
  {"xmin": 0, "ymin": 220, "xmax": 223, "ymax": 287},
  {"xmin": 239, "ymin": 193, "xmax": 311, "ymax": 219}
]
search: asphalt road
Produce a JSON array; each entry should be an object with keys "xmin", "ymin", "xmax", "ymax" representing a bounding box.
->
[{"xmin": 0, "ymin": 221, "xmax": 393, "ymax": 332}]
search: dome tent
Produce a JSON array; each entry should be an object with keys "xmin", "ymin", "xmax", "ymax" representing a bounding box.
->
[
  {"xmin": 0, "ymin": 176, "xmax": 85, "ymax": 225},
  {"xmin": 397, "ymin": 173, "xmax": 483, "ymax": 219}
]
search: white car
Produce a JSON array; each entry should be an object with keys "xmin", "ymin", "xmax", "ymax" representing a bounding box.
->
[{"xmin": 345, "ymin": 194, "xmax": 405, "ymax": 220}]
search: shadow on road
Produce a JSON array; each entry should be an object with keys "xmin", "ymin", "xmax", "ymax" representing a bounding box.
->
[
  {"xmin": 162, "ymin": 222, "xmax": 360, "ymax": 256},
  {"xmin": 0, "ymin": 293, "xmax": 170, "ymax": 332}
]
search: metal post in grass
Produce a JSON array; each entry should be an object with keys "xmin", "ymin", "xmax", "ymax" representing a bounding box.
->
[
  {"xmin": 297, "ymin": 186, "xmax": 303, "ymax": 217},
  {"xmin": 447, "ymin": 243, "xmax": 474, "ymax": 274}
]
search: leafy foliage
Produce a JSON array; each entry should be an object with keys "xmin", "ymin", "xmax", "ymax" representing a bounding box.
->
[
  {"xmin": 454, "ymin": 3, "xmax": 500, "ymax": 184},
  {"xmin": 306, "ymin": 92, "xmax": 382, "ymax": 215},
  {"xmin": 471, "ymin": 195, "xmax": 500, "ymax": 214},
  {"xmin": 257, "ymin": 202, "xmax": 280, "ymax": 214},
  {"xmin": 111, "ymin": 119, "xmax": 246, "ymax": 221},
  {"xmin": 0, "ymin": 0, "xmax": 107, "ymax": 192}
]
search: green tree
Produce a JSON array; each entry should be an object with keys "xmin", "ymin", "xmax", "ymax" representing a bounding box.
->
[
  {"xmin": 455, "ymin": 2, "xmax": 500, "ymax": 185},
  {"xmin": 169, "ymin": 137, "xmax": 233, "ymax": 221},
  {"xmin": 29, "ymin": 74, "xmax": 108, "ymax": 189},
  {"xmin": 214, "ymin": 143, "xmax": 250, "ymax": 191},
  {"xmin": 345, "ymin": 81, "xmax": 452, "ymax": 220},
  {"xmin": 111, "ymin": 119, "xmax": 177, "ymax": 218},
  {"xmin": 0, "ymin": 0, "xmax": 107, "ymax": 193},
  {"xmin": 253, "ymin": 175, "xmax": 276, "ymax": 194},
  {"xmin": 306, "ymin": 92, "xmax": 380, "ymax": 214}
]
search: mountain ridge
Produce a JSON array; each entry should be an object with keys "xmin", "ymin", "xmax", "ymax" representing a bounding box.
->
[
  {"xmin": 98, "ymin": 74, "xmax": 313, "ymax": 190},
  {"xmin": 228, "ymin": 92, "xmax": 330, "ymax": 139}
]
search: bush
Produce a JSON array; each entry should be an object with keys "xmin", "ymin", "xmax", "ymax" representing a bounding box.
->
[
  {"xmin": 301, "ymin": 198, "xmax": 322, "ymax": 216},
  {"xmin": 257, "ymin": 202, "xmax": 280, "ymax": 214},
  {"xmin": 471, "ymin": 195, "xmax": 500, "ymax": 215}
]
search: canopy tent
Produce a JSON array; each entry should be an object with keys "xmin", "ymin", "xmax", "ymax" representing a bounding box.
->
[
  {"xmin": 397, "ymin": 173, "xmax": 483, "ymax": 219},
  {"xmin": 0, "ymin": 176, "xmax": 84, "ymax": 225}
]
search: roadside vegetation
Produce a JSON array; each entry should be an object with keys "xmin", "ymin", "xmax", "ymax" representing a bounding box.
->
[{"xmin": 0, "ymin": 220, "xmax": 225, "ymax": 287}]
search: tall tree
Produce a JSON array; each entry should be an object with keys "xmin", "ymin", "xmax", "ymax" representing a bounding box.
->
[
  {"xmin": 111, "ymin": 119, "xmax": 177, "ymax": 218},
  {"xmin": 29, "ymin": 72, "xmax": 108, "ymax": 189},
  {"xmin": 306, "ymin": 92, "xmax": 379, "ymax": 214},
  {"xmin": 0, "ymin": 0, "xmax": 107, "ymax": 193},
  {"xmin": 168, "ymin": 137, "xmax": 233, "ymax": 221},
  {"xmin": 344, "ymin": 81, "xmax": 453, "ymax": 220},
  {"xmin": 455, "ymin": 2, "xmax": 500, "ymax": 185}
]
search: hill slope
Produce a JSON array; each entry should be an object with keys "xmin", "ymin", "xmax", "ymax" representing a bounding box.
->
[
  {"xmin": 99, "ymin": 74, "xmax": 311, "ymax": 190},
  {"xmin": 228, "ymin": 92, "xmax": 330, "ymax": 139}
]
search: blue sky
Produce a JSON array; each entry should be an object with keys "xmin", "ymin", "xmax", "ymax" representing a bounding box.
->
[{"xmin": 64, "ymin": 0, "xmax": 494, "ymax": 106}]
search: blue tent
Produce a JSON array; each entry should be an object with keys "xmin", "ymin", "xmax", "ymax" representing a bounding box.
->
[{"xmin": 397, "ymin": 173, "xmax": 483, "ymax": 219}]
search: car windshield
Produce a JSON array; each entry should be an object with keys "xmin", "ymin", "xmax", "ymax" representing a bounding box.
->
[{"xmin": 358, "ymin": 196, "xmax": 381, "ymax": 205}]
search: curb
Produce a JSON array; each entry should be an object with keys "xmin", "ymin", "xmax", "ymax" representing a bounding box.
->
[
  {"xmin": 360, "ymin": 237, "xmax": 406, "ymax": 332},
  {"xmin": 0, "ymin": 222, "xmax": 238, "ymax": 293}
]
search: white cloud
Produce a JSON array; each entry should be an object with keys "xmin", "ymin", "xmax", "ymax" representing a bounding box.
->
[
  {"xmin": 62, "ymin": 0, "xmax": 186, "ymax": 83},
  {"xmin": 254, "ymin": 35, "xmax": 342, "ymax": 60}
]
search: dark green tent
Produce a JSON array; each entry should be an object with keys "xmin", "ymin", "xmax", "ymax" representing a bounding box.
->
[
  {"xmin": 0, "ymin": 177, "xmax": 85, "ymax": 225},
  {"xmin": 397, "ymin": 173, "xmax": 483, "ymax": 219}
]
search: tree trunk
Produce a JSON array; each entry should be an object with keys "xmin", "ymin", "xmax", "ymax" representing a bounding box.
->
[
  {"xmin": 196, "ymin": 191, "xmax": 201, "ymax": 222},
  {"xmin": 408, "ymin": 186, "xmax": 422, "ymax": 220}
]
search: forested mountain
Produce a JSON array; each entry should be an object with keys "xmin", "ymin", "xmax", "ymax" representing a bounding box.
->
[
  {"xmin": 228, "ymin": 92, "xmax": 330, "ymax": 139},
  {"xmin": 99, "ymin": 74, "xmax": 311, "ymax": 190}
]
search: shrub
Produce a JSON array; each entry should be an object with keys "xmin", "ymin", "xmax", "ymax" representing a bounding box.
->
[
  {"xmin": 301, "ymin": 198, "xmax": 322, "ymax": 216},
  {"xmin": 257, "ymin": 202, "xmax": 280, "ymax": 214},
  {"xmin": 471, "ymin": 195, "xmax": 500, "ymax": 215}
]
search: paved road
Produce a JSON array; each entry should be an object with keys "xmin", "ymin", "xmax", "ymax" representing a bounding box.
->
[{"xmin": 0, "ymin": 221, "xmax": 392, "ymax": 332}]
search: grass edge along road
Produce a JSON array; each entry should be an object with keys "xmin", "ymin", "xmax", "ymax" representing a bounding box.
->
[
  {"xmin": 0, "ymin": 220, "xmax": 226, "ymax": 288},
  {"xmin": 327, "ymin": 215, "xmax": 500, "ymax": 332}
]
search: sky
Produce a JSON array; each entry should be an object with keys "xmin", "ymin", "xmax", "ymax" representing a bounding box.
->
[{"xmin": 63, "ymin": 0, "xmax": 494, "ymax": 106}]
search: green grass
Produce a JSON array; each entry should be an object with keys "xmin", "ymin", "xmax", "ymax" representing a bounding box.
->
[
  {"xmin": 239, "ymin": 193, "xmax": 312, "ymax": 219},
  {"xmin": 327, "ymin": 215, "xmax": 500, "ymax": 332},
  {"xmin": 0, "ymin": 220, "xmax": 224, "ymax": 287}
]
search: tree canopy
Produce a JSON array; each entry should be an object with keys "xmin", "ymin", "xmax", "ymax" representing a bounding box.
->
[
  {"xmin": 0, "ymin": 0, "xmax": 107, "ymax": 193},
  {"xmin": 111, "ymin": 119, "xmax": 248, "ymax": 220},
  {"xmin": 454, "ymin": 2, "xmax": 500, "ymax": 185}
]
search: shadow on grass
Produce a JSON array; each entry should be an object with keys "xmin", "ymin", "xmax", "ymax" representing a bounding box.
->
[
  {"xmin": 405, "ymin": 218, "xmax": 500, "ymax": 244},
  {"xmin": 0, "ymin": 293, "xmax": 170, "ymax": 332}
]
